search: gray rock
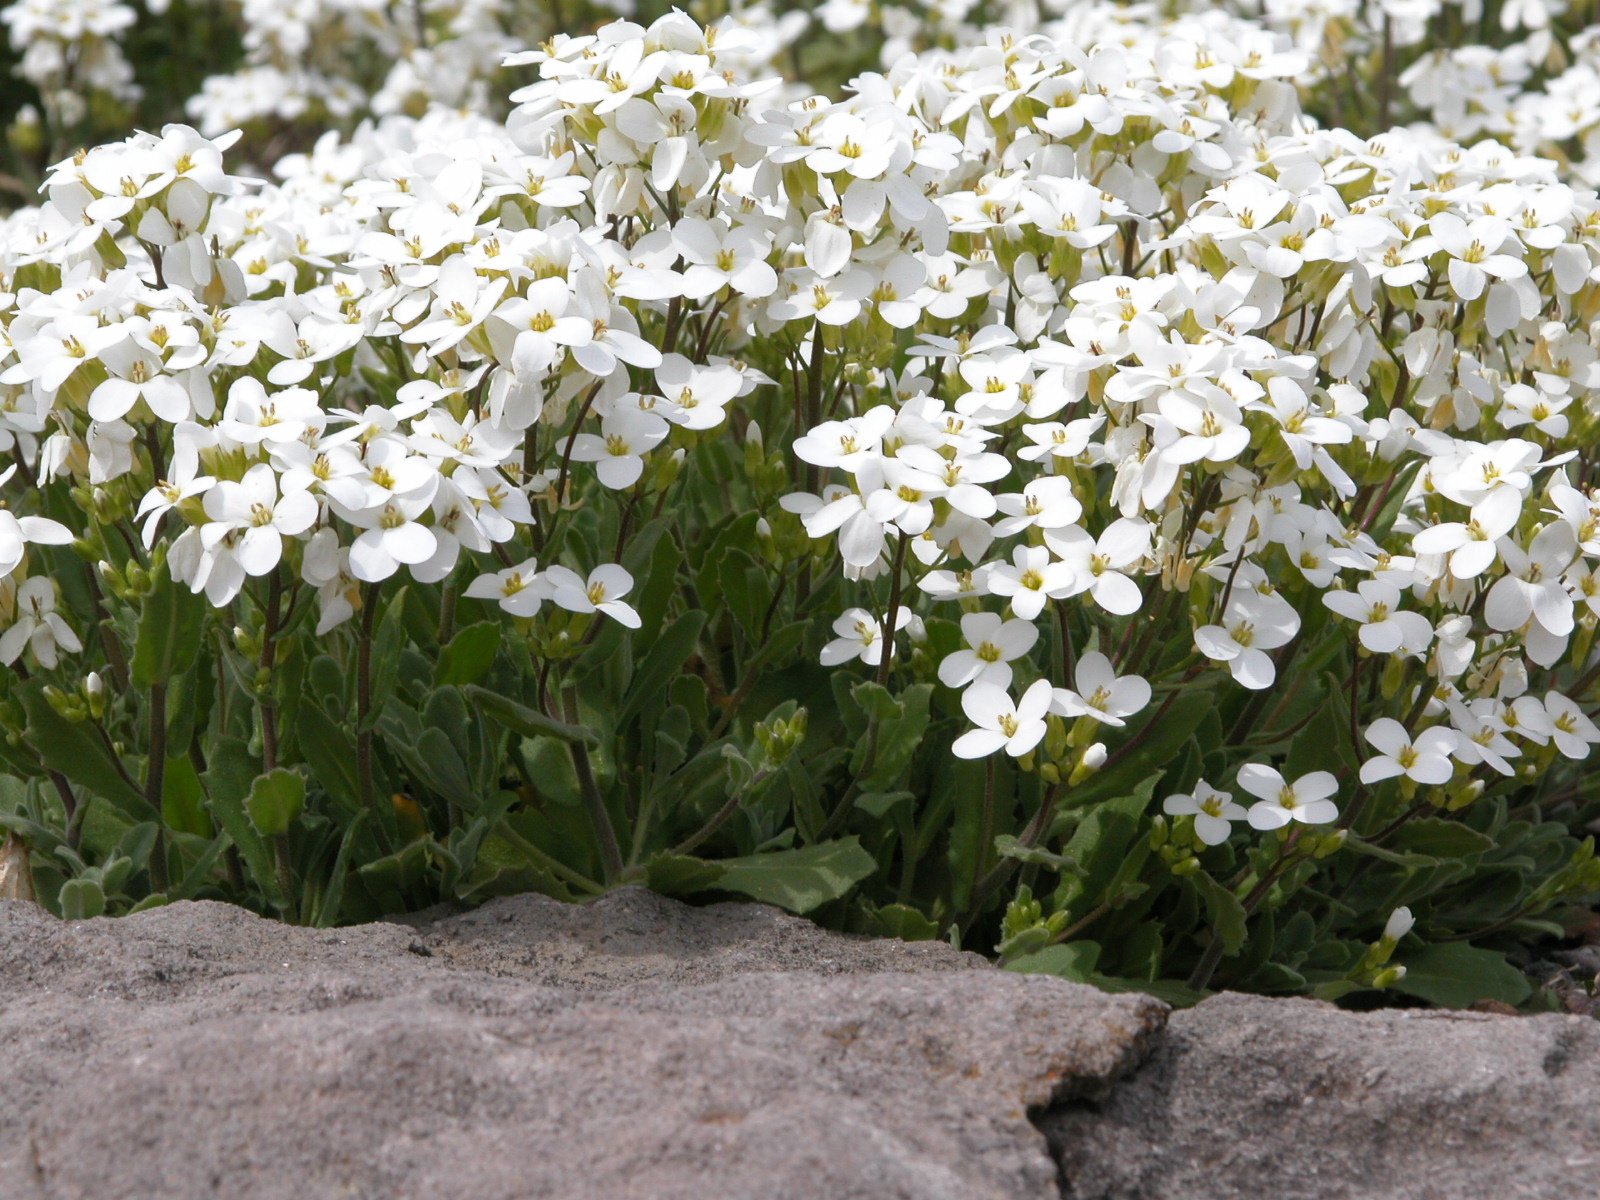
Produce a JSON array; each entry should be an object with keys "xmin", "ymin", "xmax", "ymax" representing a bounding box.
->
[
  {"xmin": 0, "ymin": 889, "xmax": 1164, "ymax": 1200},
  {"xmin": 1044, "ymin": 991, "xmax": 1600, "ymax": 1200}
]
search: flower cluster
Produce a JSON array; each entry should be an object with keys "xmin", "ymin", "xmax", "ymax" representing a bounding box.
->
[{"xmin": 3, "ymin": 0, "xmax": 1600, "ymax": 983}]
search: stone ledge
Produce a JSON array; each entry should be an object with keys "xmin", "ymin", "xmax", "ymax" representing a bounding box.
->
[{"xmin": 2, "ymin": 891, "xmax": 1595, "ymax": 1200}]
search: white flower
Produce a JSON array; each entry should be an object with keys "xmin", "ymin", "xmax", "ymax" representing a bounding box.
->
[
  {"xmin": 464, "ymin": 558, "xmax": 546, "ymax": 618},
  {"xmin": 346, "ymin": 495, "xmax": 438, "ymax": 583},
  {"xmin": 1322, "ymin": 580, "xmax": 1434, "ymax": 655},
  {"xmin": 1358, "ymin": 719, "xmax": 1459, "ymax": 785},
  {"xmin": 1163, "ymin": 780, "xmax": 1248, "ymax": 846},
  {"xmin": 987, "ymin": 545, "xmax": 1075, "ymax": 621},
  {"xmin": 1194, "ymin": 590, "xmax": 1299, "ymax": 690},
  {"xmin": 543, "ymin": 564, "xmax": 641, "ymax": 629},
  {"xmin": 820, "ymin": 605, "xmax": 911, "ymax": 667},
  {"xmin": 1237, "ymin": 765, "xmax": 1340, "ymax": 830},
  {"xmin": 1050, "ymin": 652, "xmax": 1151, "ymax": 727},
  {"xmin": 1425, "ymin": 213, "xmax": 1527, "ymax": 301},
  {"xmin": 567, "ymin": 410, "xmax": 670, "ymax": 490},
  {"xmin": 0, "ymin": 576, "xmax": 83, "ymax": 669},
  {"xmin": 1044, "ymin": 518, "xmax": 1150, "ymax": 616},
  {"xmin": 201, "ymin": 463, "xmax": 318, "ymax": 578},
  {"xmin": 992, "ymin": 476, "xmax": 1083, "ymax": 537},
  {"xmin": 951, "ymin": 679, "xmax": 1053, "ymax": 760},
  {"xmin": 0, "ymin": 499, "xmax": 74, "ymax": 578},
  {"xmin": 1544, "ymin": 692, "xmax": 1600, "ymax": 760},
  {"xmin": 1484, "ymin": 522, "xmax": 1577, "ymax": 638},
  {"xmin": 937, "ymin": 611, "xmax": 1038, "ymax": 689}
]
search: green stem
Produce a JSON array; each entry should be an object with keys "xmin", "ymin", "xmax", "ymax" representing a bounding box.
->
[
  {"xmin": 438, "ymin": 575, "xmax": 458, "ymax": 646},
  {"xmin": 957, "ymin": 777, "xmax": 1069, "ymax": 930},
  {"xmin": 1187, "ymin": 835, "xmax": 1301, "ymax": 992},
  {"xmin": 495, "ymin": 821, "xmax": 606, "ymax": 895},
  {"xmin": 356, "ymin": 581, "xmax": 389, "ymax": 850},
  {"xmin": 273, "ymin": 833, "xmax": 297, "ymax": 924},
  {"xmin": 145, "ymin": 683, "xmax": 170, "ymax": 894},
  {"xmin": 876, "ymin": 533, "xmax": 908, "ymax": 689},
  {"xmin": 564, "ymin": 687, "xmax": 623, "ymax": 884}
]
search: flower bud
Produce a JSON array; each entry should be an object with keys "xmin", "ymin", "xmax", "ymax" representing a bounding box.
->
[
  {"xmin": 1313, "ymin": 828, "xmax": 1347, "ymax": 858},
  {"xmin": 1371, "ymin": 965, "xmax": 1407, "ymax": 989},
  {"xmin": 83, "ymin": 672, "xmax": 105, "ymax": 721},
  {"xmin": 1446, "ymin": 779, "xmax": 1484, "ymax": 811},
  {"xmin": 98, "ymin": 560, "xmax": 129, "ymax": 600},
  {"xmin": 1383, "ymin": 906, "xmax": 1415, "ymax": 941},
  {"xmin": 233, "ymin": 625, "xmax": 261, "ymax": 660},
  {"xmin": 1068, "ymin": 742, "xmax": 1107, "ymax": 786}
]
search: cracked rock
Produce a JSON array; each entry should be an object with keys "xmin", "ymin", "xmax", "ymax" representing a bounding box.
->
[
  {"xmin": 0, "ymin": 890, "xmax": 1164, "ymax": 1200},
  {"xmin": 1043, "ymin": 991, "xmax": 1600, "ymax": 1200}
]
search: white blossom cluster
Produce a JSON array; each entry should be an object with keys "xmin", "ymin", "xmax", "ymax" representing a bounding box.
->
[
  {"xmin": 4, "ymin": 2, "xmax": 1600, "ymax": 856},
  {"xmin": 1, "ymin": 0, "xmax": 141, "ymax": 128}
]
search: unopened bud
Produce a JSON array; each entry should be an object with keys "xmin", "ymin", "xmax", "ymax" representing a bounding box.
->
[
  {"xmin": 1068, "ymin": 742, "xmax": 1107, "ymax": 786},
  {"xmin": 1371, "ymin": 965, "xmax": 1407, "ymax": 989},
  {"xmin": 1446, "ymin": 778, "xmax": 1484, "ymax": 811},
  {"xmin": 1313, "ymin": 828, "xmax": 1347, "ymax": 858},
  {"xmin": 1383, "ymin": 906, "xmax": 1415, "ymax": 941},
  {"xmin": 97, "ymin": 560, "xmax": 128, "ymax": 599},
  {"xmin": 83, "ymin": 672, "xmax": 105, "ymax": 720}
]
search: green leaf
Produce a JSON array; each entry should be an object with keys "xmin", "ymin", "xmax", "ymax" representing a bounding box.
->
[
  {"xmin": 871, "ymin": 903, "xmax": 940, "ymax": 941},
  {"xmin": 465, "ymin": 684, "xmax": 599, "ymax": 746},
  {"xmin": 1391, "ymin": 819, "xmax": 1496, "ymax": 859},
  {"xmin": 1087, "ymin": 974, "xmax": 1206, "ymax": 1007},
  {"xmin": 17, "ymin": 681, "xmax": 153, "ymax": 820},
  {"xmin": 309, "ymin": 811, "xmax": 368, "ymax": 928},
  {"xmin": 130, "ymin": 557, "xmax": 206, "ymax": 687},
  {"xmin": 1055, "ymin": 775, "xmax": 1159, "ymax": 912},
  {"xmin": 856, "ymin": 790, "xmax": 914, "ymax": 818},
  {"xmin": 433, "ymin": 622, "xmax": 501, "ymax": 687},
  {"xmin": 1066, "ymin": 691, "xmax": 1213, "ymax": 808},
  {"xmin": 1193, "ymin": 870, "xmax": 1249, "ymax": 956},
  {"xmin": 617, "ymin": 611, "xmax": 707, "ymax": 726},
  {"xmin": 204, "ymin": 737, "xmax": 284, "ymax": 910},
  {"xmin": 633, "ymin": 520, "xmax": 683, "ymax": 642},
  {"xmin": 992, "ymin": 835, "xmax": 1087, "ymax": 876},
  {"xmin": 161, "ymin": 754, "xmax": 211, "ymax": 838},
  {"xmin": 1344, "ymin": 836, "xmax": 1438, "ymax": 869},
  {"xmin": 715, "ymin": 837, "xmax": 876, "ymax": 913},
  {"xmin": 1391, "ymin": 943, "xmax": 1533, "ymax": 1009},
  {"xmin": 860, "ymin": 683, "xmax": 933, "ymax": 792},
  {"xmin": 643, "ymin": 851, "xmax": 727, "ymax": 896},
  {"xmin": 363, "ymin": 586, "xmax": 410, "ymax": 728},
  {"xmin": 246, "ymin": 768, "xmax": 306, "ymax": 838},
  {"xmin": 59, "ymin": 877, "xmax": 106, "ymax": 920},
  {"xmin": 297, "ymin": 701, "xmax": 363, "ymax": 814},
  {"xmin": 168, "ymin": 832, "xmax": 232, "ymax": 902},
  {"xmin": 718, "ymin": 547, "xmax": 768, "ymax": 641},
  {"xmin": 1005, "ymin": 941, "xmax": 1101, "ymax": 981}
]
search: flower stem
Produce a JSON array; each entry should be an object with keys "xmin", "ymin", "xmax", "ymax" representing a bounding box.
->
[
  {"xmin": 356, "ymin": 581, "xmax": 390, "ymax": 851},
  {"xmin": 564, "ymin": 686, "xmax": 623, "ymax": 884},
  {"xmin": 144, "ymin": 682, "xmax": 170, "ymax": 894}
]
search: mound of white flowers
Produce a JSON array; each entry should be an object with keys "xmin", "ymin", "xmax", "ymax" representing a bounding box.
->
[{"xmin": 5, "ymin": 1, "xmax": 1600, "ymax": 883}]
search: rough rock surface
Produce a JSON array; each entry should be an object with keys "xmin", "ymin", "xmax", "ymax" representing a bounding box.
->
[
  {"xmin": 0, "ymin": 889, "xmax": 1164, "ymax": 1200},
  {"xmin": 1045, "ymin": 991, "xmax": 1600, "ymax": 1200}
]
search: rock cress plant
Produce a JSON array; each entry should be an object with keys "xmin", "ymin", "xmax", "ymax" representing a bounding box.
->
[{"xmin": 2, "ymin": 0, "xmax": 1600, "ymax": 1006}]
